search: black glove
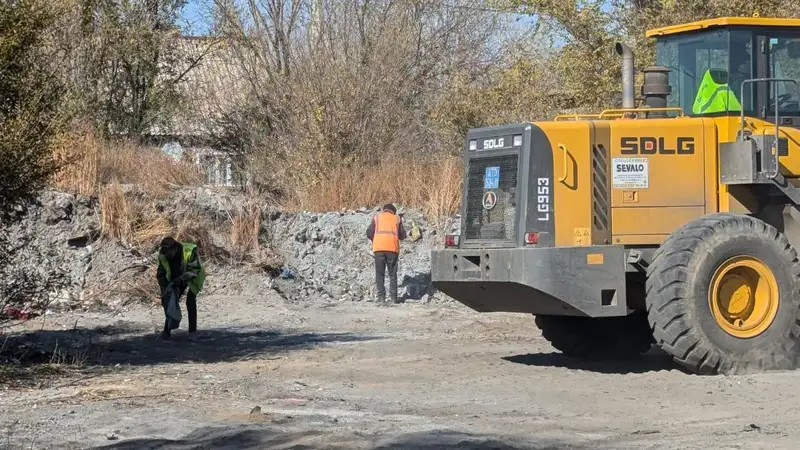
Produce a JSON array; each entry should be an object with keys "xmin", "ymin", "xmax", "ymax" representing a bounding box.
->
[
  {"xmin": 180, "ymin": 271, "xmax": 197, "ymax": 282},
  {"xmin": 167, "ymin": 278, "xmax": 185, "ymax": 291}
]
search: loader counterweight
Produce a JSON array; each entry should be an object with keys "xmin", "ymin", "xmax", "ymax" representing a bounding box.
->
[{"xmin": 431, "ymin": 245, "xmax": 629, "ymax": 317}]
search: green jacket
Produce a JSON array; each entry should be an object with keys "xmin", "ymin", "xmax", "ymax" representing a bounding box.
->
[
  {"xmin": 692, "ymin": 69, "xmax": 742, "ymax": 115},
  {"xmin": 157, "ymin": 242, "xmax": 206, "ymax": 295}
]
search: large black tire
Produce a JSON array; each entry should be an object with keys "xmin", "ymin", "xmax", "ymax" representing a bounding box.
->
[
  {"xmin": 534, "ymin": 312, "xmax": 654, "ymax": 360},
  {"xmin": 646, "ymin": 213, "xmax": 800, "ymax": 375}
]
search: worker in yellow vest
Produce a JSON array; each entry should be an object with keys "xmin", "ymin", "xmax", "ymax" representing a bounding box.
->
[
  {"xmin": 157, "ymin": 236, "xmax": 206, "ymax": 340},
  {"xmin": 366, "ymin": 204, "xmax": 406, "ymax": 303},
  {"xmin": 692, "ymin": 68, "xmax": 742, "ymax": 115}
]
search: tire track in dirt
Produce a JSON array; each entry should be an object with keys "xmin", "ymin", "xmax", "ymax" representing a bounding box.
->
[{"xmin": 4, "ymin": 295, "xmax": 800, "ymax": 449}]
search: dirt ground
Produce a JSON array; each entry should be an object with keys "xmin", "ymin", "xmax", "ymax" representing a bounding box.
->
[{"xmin": 2, "ymin": 291, "xmax": 800, "ymax": 450}]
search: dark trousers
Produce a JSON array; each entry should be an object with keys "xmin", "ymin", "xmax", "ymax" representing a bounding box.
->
[
  {"xmin": 162, "ymin": 286, "xmax": 197, "ymax": 335},
  {"xmin": 374, "ymin": 251, "xmax": 398, "ymax": 302}
]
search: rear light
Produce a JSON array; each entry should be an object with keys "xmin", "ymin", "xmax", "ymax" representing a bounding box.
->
[
  {"xmin": 445, "ymin": 234, "xmax": 460, "ymax": 247},
  {"xmin": 525, "ymin": 232, "xmax": 539, "ymax": 245}
]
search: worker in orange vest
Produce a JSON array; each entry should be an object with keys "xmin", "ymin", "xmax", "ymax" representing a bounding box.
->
[{"xmin": 366, "ymin": 203, "xmax": 407, "ymax": 303}]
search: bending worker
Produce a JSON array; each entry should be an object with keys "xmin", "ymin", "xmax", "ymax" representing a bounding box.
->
[
  {"xmin": 157, "ymin": 237, "xmax": 206, "ymax": 340},
  {"xmin": 366, "ymin": 204, "xmax": 406, "ymax": 303}
]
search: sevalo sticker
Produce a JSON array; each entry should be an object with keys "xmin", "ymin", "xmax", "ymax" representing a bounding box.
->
[{"xmin": 612, "ymin": 157, "xmax": 648, "ymax": 189}]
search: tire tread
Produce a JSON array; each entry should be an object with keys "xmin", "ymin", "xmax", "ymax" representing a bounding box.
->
[{"xmin": 646, "ymin": 213, "xmax": 800, "ymax": 374}]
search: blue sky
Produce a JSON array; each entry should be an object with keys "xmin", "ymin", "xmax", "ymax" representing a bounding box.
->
[
  {"xmin": 176, "ymin": 0, "xmax": 544, "ymax": 37},
  {"xmin": 178, "ymin": 0, "xmax": 211, "ymax": 36}
]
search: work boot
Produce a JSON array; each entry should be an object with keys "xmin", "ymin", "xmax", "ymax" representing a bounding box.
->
[{"xmin": 158, "ymin": 329, "xmax": 171, "ymax": 340}]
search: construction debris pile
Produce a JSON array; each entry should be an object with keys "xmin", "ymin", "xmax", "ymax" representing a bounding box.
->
[
  {"xmin": 1, "ymin": 187, "xmax": 459, "ymax": 316},
  {"xmin": 266, "ymin": 207, "xmax": 459, "ymax": 304},
  {"xmin": 1, "ymin": 191, "xmax": 101, "ymax": 315}
]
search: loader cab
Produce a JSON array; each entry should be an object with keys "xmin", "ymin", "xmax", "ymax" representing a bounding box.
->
[{"xmin": 648, "ymin": 18, "xmax": 800, "ymax": 126}]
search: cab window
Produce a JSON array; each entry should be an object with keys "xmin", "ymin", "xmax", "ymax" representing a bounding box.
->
[
  {"xmin": 655, "ymin": 29, "xmax": 754, "ymax": 117},
  {"xmin": 766, "ymin": 36, "xmax": 800, "ymax": 116}
]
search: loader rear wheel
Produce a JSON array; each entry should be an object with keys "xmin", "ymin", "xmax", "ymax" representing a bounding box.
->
[
  {"xmin": 534, "ymin": 312, "xmax": 654, "ymax": 360},
  {"xmin": 646, "ymin": 213, "xmax": 800, "ymax": 375}
]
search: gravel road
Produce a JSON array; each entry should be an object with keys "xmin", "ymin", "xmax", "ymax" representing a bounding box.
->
[{"xmin": 2, "ymin": 291, "xmax": 800, "ymax": 449}]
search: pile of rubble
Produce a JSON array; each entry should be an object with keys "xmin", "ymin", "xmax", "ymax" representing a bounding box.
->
[
  {"xmin": 1, "ymin": 191, "xmax": 101, "ymax": 313},
  {"xmin": 266, "ymin": 207, "xmax": 459, "ymax": 304},
  {"xmin": 1, "ymin": 187, "xmax": 460, "ymax": 316},
  {"xmin": 0, "ymin": 190, "xmax": 157, "ymax": 314}
]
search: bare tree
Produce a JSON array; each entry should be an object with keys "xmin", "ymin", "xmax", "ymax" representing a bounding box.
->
[{"xmin": 200, "ymin": 0, "xmax": 504, "ymax": 200}]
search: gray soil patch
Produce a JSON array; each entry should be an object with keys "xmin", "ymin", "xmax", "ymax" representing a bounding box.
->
[{"xmin": 2, "ymin": 292, "xmax": 800, "ymax": 449}]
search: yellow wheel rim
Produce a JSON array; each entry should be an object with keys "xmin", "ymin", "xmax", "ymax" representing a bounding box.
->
[{"xmin": 709, "ymin": 256, "xmax": 779, "ymax": 338}]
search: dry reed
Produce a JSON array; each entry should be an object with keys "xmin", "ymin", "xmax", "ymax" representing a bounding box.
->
[
  {"xmin": 54, "ymin": 127, "xmax": 462, "ymax": 260},
  {"xmin": 228, "ymin": 194, "xmax": 265, "ymax": 262},
  {"xmin": 52, "ymin": 126, "xmax": 203, "ymax": 198},
  {"xmin": 98, "ymin": 181, "xmax": 173, "ymax": 249},
  {"xmin": 51, "ymin": 124, "xmax": 101, "ymax": 196},
  {"xmin": 291, "ymin": 155, "xmax": 463, "ymax": 226},
  {"xmin": 98, "ymin": 182, "xmax": 133, "ymax": 242}
]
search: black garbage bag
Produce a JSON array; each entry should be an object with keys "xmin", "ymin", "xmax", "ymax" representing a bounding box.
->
[{"xmin": 161, "ymin": 281, "xmax": 182, "ymax": 330}]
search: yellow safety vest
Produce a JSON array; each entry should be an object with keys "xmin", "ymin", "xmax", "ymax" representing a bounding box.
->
[
  {"xmin": 692, "ymin": 69, "xmax": 742, "ymax": 114},
  {"xmin": 158, "ymin": 242, "xmax": 206, "ymax": 295}
]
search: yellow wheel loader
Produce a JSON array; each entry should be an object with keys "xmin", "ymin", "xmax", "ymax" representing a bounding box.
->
[{"xmin": 431, "ymin": 17, "xmax": 800, "ymax": 375}]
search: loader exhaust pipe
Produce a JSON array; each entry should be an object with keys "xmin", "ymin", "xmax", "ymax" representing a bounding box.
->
[{"xmin": 615, "ymin": 42, "xmax": 634, "ymax": 109}]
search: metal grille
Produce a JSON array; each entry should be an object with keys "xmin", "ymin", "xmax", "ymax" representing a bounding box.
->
[
  {"xmin": 592, "ymin": 144, "xmax": 609, "ymax": 232},
  {"xmin": 464, "ymin": 154, "xmax": 519, "ymax": 241}
]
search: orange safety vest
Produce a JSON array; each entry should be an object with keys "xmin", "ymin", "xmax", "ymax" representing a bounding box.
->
[{"xmin": 372, "ymin": 211, "xmax": 400, "ymax": 253}]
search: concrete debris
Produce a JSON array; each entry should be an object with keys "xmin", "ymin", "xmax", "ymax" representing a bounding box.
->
[
  {"xmin": 265, "ymin": 207, "xmax": 458, "ymax": 304},
  {"xmin": 1, "ymin": 191, "xmax": 101, "ymax": 315},
  {"xmin": 0, "ymin": 187, "xmax": 461, "ymax": 314}
]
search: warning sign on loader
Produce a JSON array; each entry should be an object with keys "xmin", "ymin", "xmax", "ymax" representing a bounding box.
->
[{"xmin": 612, "ymin": 157, "xmax": 648, "ymax": 189}]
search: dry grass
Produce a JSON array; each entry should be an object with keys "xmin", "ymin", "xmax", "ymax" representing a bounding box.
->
[
  {"xmin": 98, "ymin": 182, "xmax": 172, "ymax": 249},
  {"xmin": 54, "ymin": 126, "xmax": 462, "ymax": 225},
  {"xmin": 172, "ymin": 214, "xmax": 229, "ymax": 261},
  {"xmin": 51, "ymin": 125, "xmax": 102, "ymax": 196},
  {"xmin": 52, "ymin": 126, "xmax": 207, "ymax": 252},
  {"xmin": 291, "ymin": 155, "xmax": 463, "ymax": 226},
  {"xmin": 229, "ymin": 198, "xmax": 263, "ymax": 262},
  {"xmin": 99, "ymin": 141, "xmax": 202, "ymax": 197},
  {"xmin": 79, "ymin": 264, "xmax": 161, "ymax": 307},
  {"xmin": 113, "ymin": 269, "xmax": 162, "ymax": 306},
  {"xmin": 0, "ymin": 332, "xmax": 94, "ymax": 389},
  {"xmin": 52, "ymin": 125, "xmax": 203, "ymax": 198},
  {"xmin": 52, "ymin": 126, "xmax": 462, "ymax": 270}
]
